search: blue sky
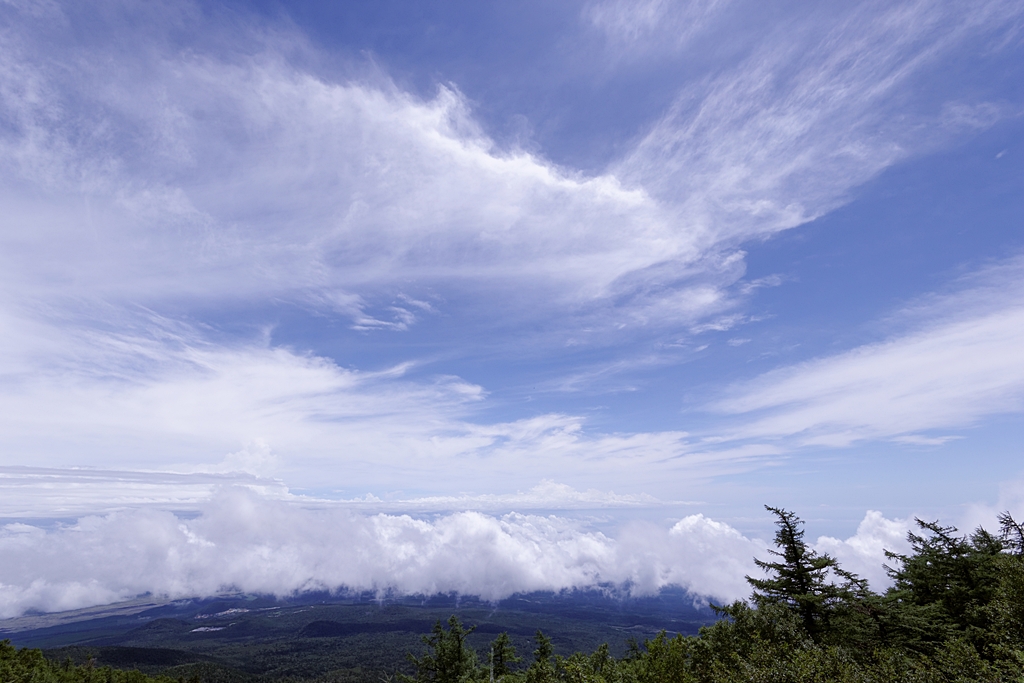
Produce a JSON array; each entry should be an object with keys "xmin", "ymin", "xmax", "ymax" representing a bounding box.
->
[{"xmin": 1, "ymin": 0, "xmax": 1023, "ymax": 616}]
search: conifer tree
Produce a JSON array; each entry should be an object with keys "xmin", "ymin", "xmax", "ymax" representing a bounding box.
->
[
  {"xmin": 524, "ymin": 631, "xmax": 555, "ymax": 683},
  {"xmin": 402, "ymin": 616, "xmax": 479, "ymax": 683},
  {"xmin": 489, "ymin": 632, "xmax": 519, "ymax": 680},
  {"xmin": 999, "ymin": 511, "xmax": 1024, "ymax": 556},
  {"xmin": 747, "ymin": 505, "xmax": 860, "ymax": 642},
  {"xmin": 884, "ymin": 518, "xmax": 1006, "ymax": 655}
]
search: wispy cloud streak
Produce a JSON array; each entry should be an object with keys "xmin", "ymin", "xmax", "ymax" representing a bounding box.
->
[
  {"xmin": 711, "ymin": 257, "xmax": 1024, "ymax": 446},
  {"xmin": 0, "ymin": 308, "xmax": 708, "ymax": 496},
  {"xmin": 620, "ymin": 0, "xmax": 1021, "ymax": 242}
]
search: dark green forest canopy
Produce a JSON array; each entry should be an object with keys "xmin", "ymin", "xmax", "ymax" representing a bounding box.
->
[{"xmin": 1, "ymin": 640, "xmax": 179, "ymax": 683}]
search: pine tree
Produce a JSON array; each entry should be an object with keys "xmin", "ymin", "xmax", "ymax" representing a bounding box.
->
[
  {"xmin": 524, "ymin": 631, "xmax": 555, "ymax": 683},
  {"xmin": 884, "ymin": 519, "xmax": 1006, "ymax": 656},
  {"xmin": 747, "ymin": 506, "xmax": 860, "ymax": 642},
  {"xmin": 999, "ymin": 511, "xmax": 1024, "ymax": 556},
  {"xmin": 402, "ymin": 616, "xmax": 480, "ymax": 683},
  {"xmin": 488, "ymin": 632, "xmax": 520, "ymax": 680}
]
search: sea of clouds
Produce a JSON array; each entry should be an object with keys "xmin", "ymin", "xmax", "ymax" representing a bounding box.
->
[{"xmin": 0, "ymin": 486, "xmax": 915, "ymax": 619}]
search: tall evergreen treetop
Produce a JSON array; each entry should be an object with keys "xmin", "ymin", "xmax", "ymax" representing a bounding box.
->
[
  {"xmin": 999, "ymin": 511, "xmax": 1024, "ymax": 556},
  {"xmin": 747, "ymin": 506, "xmax": 862, "ymax": 642},
  {"xmin": 884, "ymin": 518, "xmax": 1006, "ymax": 655},
  {"xmin": 402, "ymin": 616, "xmax": 479, "ymax": 683},
  {"xmin": 489, "ymin": 632, "xmax": 520, "ymax": 680}
]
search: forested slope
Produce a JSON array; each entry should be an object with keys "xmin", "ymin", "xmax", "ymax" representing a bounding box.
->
[{"xmin": 0, "ymin": 640, "xmax": 181, "ymax": 683}]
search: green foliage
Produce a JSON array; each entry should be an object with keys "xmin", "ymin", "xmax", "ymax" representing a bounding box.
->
[
  {"xmin": 746, "ymin": 506, "xmax": 866, "ymax": 644},
  {"xmin": 523, "ymin": 631, "xmax": 556, "ymax": 683},
  {"xmin": 883, "ymin": 518, "xmax": 1007, "ymax": 656},
  {"xmin": 0, "ymin": 640, "xmax": 180, "ymax": 683},
  {"xmin": 490, "ymin": 633, "xmax": 521, "ymax": 679},
  {"xmin": 402, "ymin": 616, "xmax": 481, "ymax": 683},
  {"xmin": 999, "ymin": 511, "xmax": 1024, "ymax": 556}
]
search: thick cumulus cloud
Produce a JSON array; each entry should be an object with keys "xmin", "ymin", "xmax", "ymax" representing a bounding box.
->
[
  {"xmin": 0, "ymin": 487, "xmax": 918, "ymax": 619},
  {"xmin": 814, "ymin": 511, "xmax": 914, "ymax": 590}
]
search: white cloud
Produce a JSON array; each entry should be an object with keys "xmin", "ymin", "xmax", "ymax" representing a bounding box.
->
[
  {"xmin": 0, "ymin": 308, "xmax": 722, "ymax": 496},
  {"xmin": 958, "ymin": 478, "xmax": 1024, "ymax": 537},
  {"xmin": 0, "ymin": 466, "xmax": 289, "ymax": 519},
  {"xmin": 0, "ymin": 487, "xmax": 762, "ymax": 618},
  {"xmin": 0, "ymin": 487, "xmax": 922, "ymax": 620},
  {"xmin": 584, "ymin": 0, "xmax": 730, "ymax": 57},
  {"xmin": 0, "ymin": 2, "xmax": 713, "ymax": 339},
  {"xmin": 619, "ymin": 0, "xmax": 1023, "ymax": 241},
  {"xmin": 710, "ymin": 256, "xmax": 1024, "ymax": 446},
  {"xmin": 891, "ymin": 434, "xmax": 960, "ymax": 446},
  {"xmin": 813, "ymin": 511, "xmax": 914, "ymax": 590},
  {"xmin": 1, "ymin": 0, "xmax": 1016, "ymax": 353},
  {"xmin": 360, "ymin": 480, "xmax": 669, "ymax": 512},
  {"xmin": 0, "ymin": 468, "xmax": 673, "ymax": 519}
]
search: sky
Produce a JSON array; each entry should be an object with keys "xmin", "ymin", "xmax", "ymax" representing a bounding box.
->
[{"xmin": 1, "ymin": 0, "xmax": 1023, "ymax": 618}]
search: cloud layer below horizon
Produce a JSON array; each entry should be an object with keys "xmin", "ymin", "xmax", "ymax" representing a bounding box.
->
[{"xmin": 0, "ymin": 487, "xmax": 919, "ymax": 619}]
